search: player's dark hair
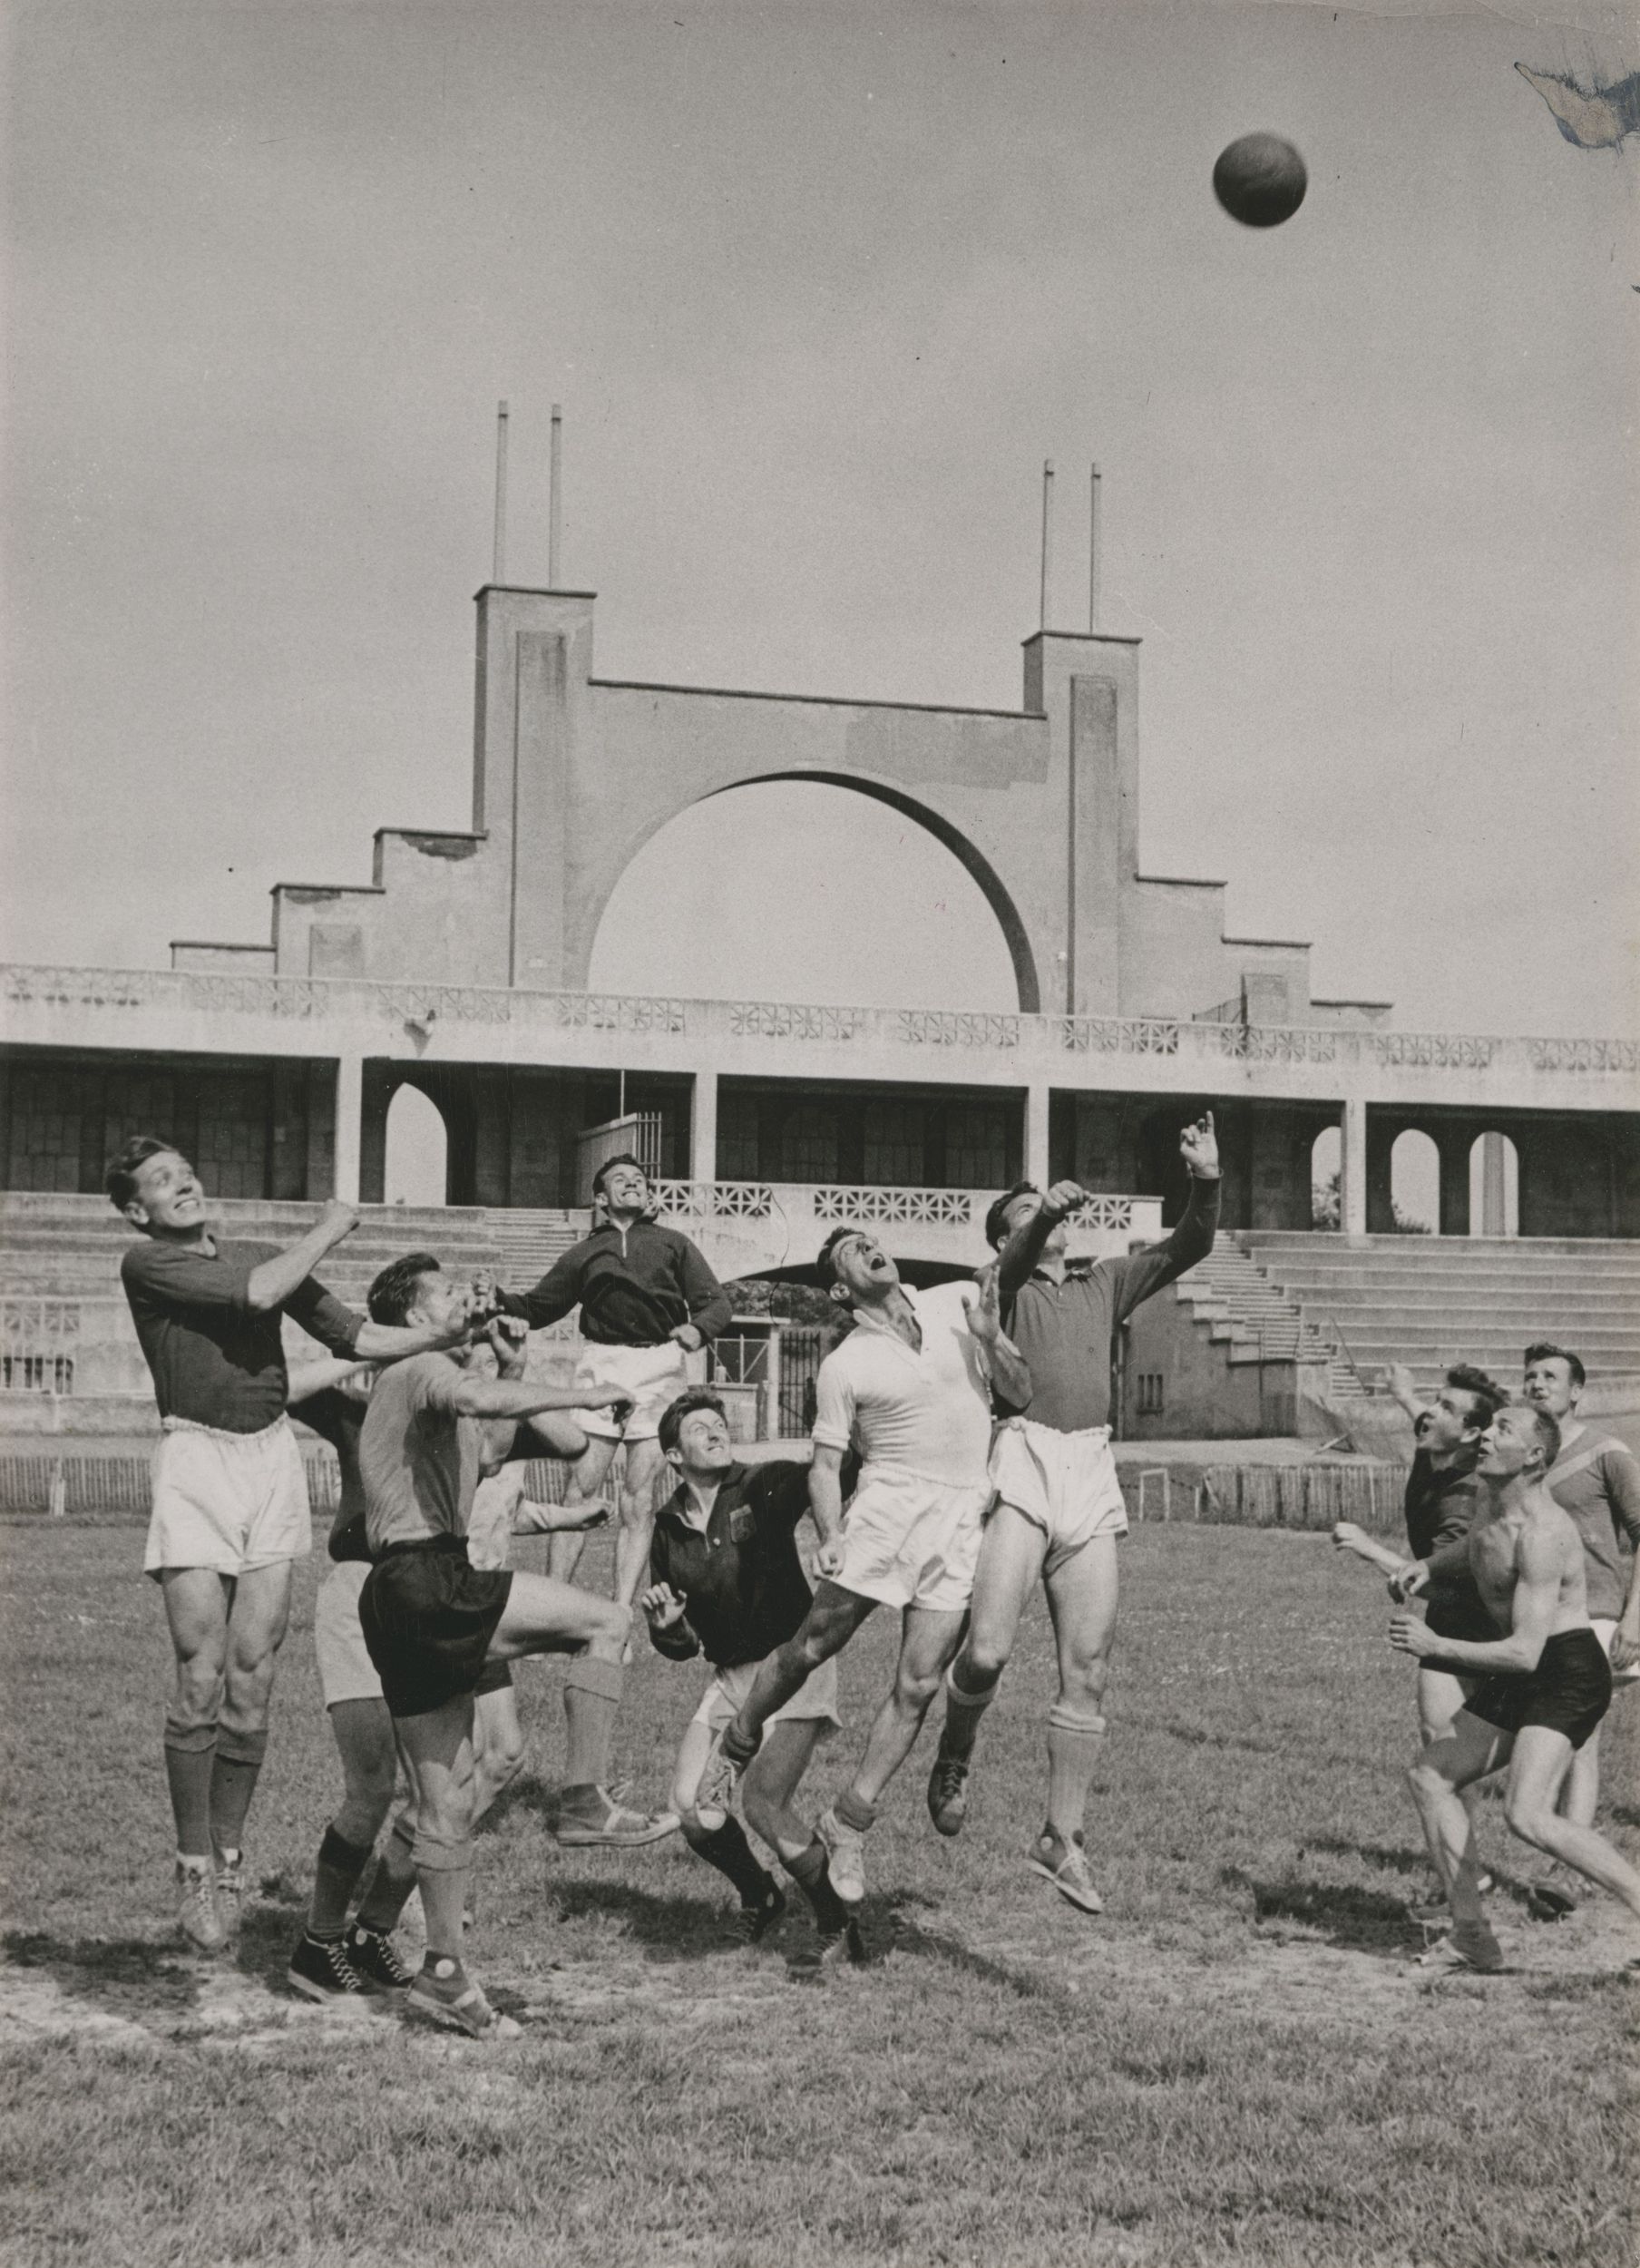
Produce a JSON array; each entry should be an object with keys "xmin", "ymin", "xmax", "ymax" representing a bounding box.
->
[
  {"xmin": 367, "ymin": 1252, "xmax": 443, "ymax": 1327},
  {"xmin": 592, "ymin": 1150, "xmax": 648, "ymax": 1200},
  {"xmin": 815, "ymin": 1225, "xmax": 860, "ymax": 1289},
  {"xmin": 658, "ymin": 1387, "xmax": 728, "ymax": 1457},
  {"xmin": 105, "ymin": 1134, "xmax": 179, "ymax": 1212},
  {"xmin": 1443, "ymin": 1364, "xmax": 1506, "ymax": 1430},
  {"xmin": 984, "ymin": 1181, "xmax": 1039, "ymax": 1251},
  {"xmin": 1524, "ymin": 1341, "xmax": 1585, "ymax": 1389}
]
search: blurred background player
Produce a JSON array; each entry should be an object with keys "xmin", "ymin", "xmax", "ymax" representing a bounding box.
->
[
  {"xmin": 1518, "ymin": 1341, "xmax": 1640, "ymax": 1916},
  {"xmin": 1333, "ymin": 1361, "xmax": 1508, "ymax": 1924},
  {"xmin": 641, "ymin": 1389, "xmax": 859, "ymax": 1963},
  {"xmin": 286, "ymin": 1355, "xmax": 614, "ymax": 2002},
  {"xmin": 927, "ymin": 1114, "xmax": 1220, "ymax": 1915},
  {"xmin": 356, "ymin": 1254, "xmax": 671, "ymax": 2039},
  {"xmin": 109, "ymin": 1136, "xmax": 456, "ymax": 1956},
  {"xmin": 698, "ymin": 1238, "xmax": 1029, "ymax": 1916}
]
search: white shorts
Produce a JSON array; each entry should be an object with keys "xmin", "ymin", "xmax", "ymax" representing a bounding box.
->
[
  {"xmin": 832, "ymin": 1463, "xmax": 990, "ymax": 1615},
  {"xmin": 690, "ymin": 1651, "xmax": 842, "ymax": 1734},
  {"xmin": 144, "ymin": 1415, "xmax": 311, "ymax": 1579},
  {"xmin": 314, "ymin": 1559, "xmax": 382, "ymax": 1708},
  {"xmin": 1589, "ymin": 1618, "xmax": 1640, "ymax": 1689},
  {"xmin": 988, "ymin": 1417, "xmax": 1128, "ymax": 1573},
  {"xmin": 572, "ymin": 1342, "xmax": 691, "ymax": 1442}
]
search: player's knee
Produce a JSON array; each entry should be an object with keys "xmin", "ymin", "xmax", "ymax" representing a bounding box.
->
[
  {"xmin": 895, "ymin": 1662, "xmax": 943, "ymax": 1713},
  {"xmin": 1407, "ymin": 1756, "xmax": 1451, "ymax": 1804},
  {"xmin": 1503, "ymin": 1794, "xmax": 1554, "ymax": 1847},
  {"xmin": 962, "ymin": 1630, "xmax": 1012, "ymax": 1683},
  {"xmin": 170, "ymin": 1657, "xmax": 224, "ymax": 1728}
]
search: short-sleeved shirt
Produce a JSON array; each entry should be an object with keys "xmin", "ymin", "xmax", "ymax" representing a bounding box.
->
[
  {"xmin": 359, "ymin": 1352, "xmax": 488, "ymax": 1555},
  {"xmin": 812, "ymin": 1282, "xmax": 994, "ymax": 1488},
  {"xmin": 1546, "ymin": 1432, "xmax": 1640, "ymax": 1623},
  {"xmin": 121, "ymin": 1237, "xmax": 361, "ymax": 1434},
  {"xmin": 1000, "ymin": 1178, "xmax": 1221, "ymax": 1433}
]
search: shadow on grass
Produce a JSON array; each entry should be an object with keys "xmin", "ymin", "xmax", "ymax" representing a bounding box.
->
[
  {"xmin": 1220, "ymin": 1869, "xmax": 1415, "ymax": 1954},
  {"xmin": 1305, "ymin": 1834, "xmax": 1430, "ymax": 1879},
  {"xmin": 1607, "ymin": 1804, "xmax": 1640, "ymax": 1832},
  {"xmin": 3, "ymin": 1927, "xmax": 204, "ymax": 2025},
  {"xmin": 1161, "ymin": 1722, "xmax": 1280, "ymax": 1758},
  {"xmin": 546, "ymin": 1875, "xmax": 768, "ymax": 1965},
  {"xmin": 883, "ymin": 1895, "xmax": 1060, "ymax": 2001}
]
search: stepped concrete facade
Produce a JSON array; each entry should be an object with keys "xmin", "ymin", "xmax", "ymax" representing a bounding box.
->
[{"xmin": 3, "ymin": 576, "xmax": 1637, "ymax": 1444}]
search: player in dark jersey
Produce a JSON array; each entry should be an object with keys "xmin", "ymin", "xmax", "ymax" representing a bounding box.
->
[
  {"xmin": 926, "ymin": 1114, "xmax": 1221, "ymax": 1914},
  {"xmin": 641, "ymin": 1390, "xmax": 860, "ymax": 1964}
]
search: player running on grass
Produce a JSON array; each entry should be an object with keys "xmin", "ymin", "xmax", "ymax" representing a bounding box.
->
[
  {"xmin": 698, "ymin": 1242, "xmax": 1030, "ymax": 1916},
  {"xmin": 1333, "ymin": 1362, "xmax": 1508, "ymax": 1925},
  {"xmin": 1392, "ymin": 1401, "xmax": 1640, "ymax": 1974},
  {"xmin": 356, "ymin": 1254, "xmax": 674, "ymax": 2040},
  {"xmin": 640, "ymin": 1389, "xmax": 862, "ymax": 1964},
  {"xmin": 285, "ymin": 1358, "xmax": 615, "ymax": 2003},
  {"xmin": 109, "ymin": 1136, "xmax": 461, "ymax": 1956},
  {"xmin": 924, "ymin": 1114, "xmax": 1220, "ymax": 1914}
]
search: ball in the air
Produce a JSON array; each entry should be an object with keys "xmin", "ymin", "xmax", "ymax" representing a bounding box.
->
[{"xmin": 1213, "ymin": 133, "xmax": 1307, "ymax": 228}]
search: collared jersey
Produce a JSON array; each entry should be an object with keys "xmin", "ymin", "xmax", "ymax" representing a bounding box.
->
[
  {"xmin": 999, "ymin": 1178, "xmax": 1221, "ymax": 1433},
  {"xmin": 647, "ymin": 1458, "xmax": 819, "ymax": 1669},
  {"xmin": 358, "ymin": 1352, "xmax": 489, "ymax": 1554},
  {"xmin": 812, "ymin": 1280, "xmax": 995, "ymax": 1487},
  {"xmin": 121, "ymin": 1237, "xmax": 361, "ymax": 1434},
  {"xmin": 1546, "ymin": 1430, "xmax": 1640, "ymax": 1622},
  {"xmin": 503, "ymin": 1217, "xmax": 731, "ymax": 1348}
]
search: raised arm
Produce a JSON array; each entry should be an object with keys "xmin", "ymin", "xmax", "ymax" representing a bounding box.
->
[
  {"xmin": 967, "ymin": 1265, "xmax": 1031, "ymax": 1412},
  {"xmin": 1110, "ymin": 1117, "xmax": 1223, "ymax": 1325},
  {"xmin": 1382, "ymin": 1362, "xmax": 1430, "ymax": 1430},
  {"xmin": 996, "ymin": 1179, "xmax": 1086, "ymax": 1299},
  {"xmin": 244, "ymin": 1201, "xmax": 361, "ymax": 1314},
  {"xmin": 285, "ymin": 1354, "xmax": 375, "ymax": 1405},
  {"xmin": 1332, "ymin": 1521, "xmax": 1413, "ymax": 1580}
]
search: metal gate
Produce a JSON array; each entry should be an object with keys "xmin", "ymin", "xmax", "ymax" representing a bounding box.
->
[{"xmin": 776, "ymin": 1325, "xmax": 825, "ymax": 1440}]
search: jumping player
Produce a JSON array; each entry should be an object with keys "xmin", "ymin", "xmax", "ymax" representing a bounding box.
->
[
  {"xmin": 1519, "ymin": 1342, "xmax": 1640, "ymax": 1901},
  {"xmin": 926, "ymin": 1114, "xmax": 1221, "ymax": 1914},
  {"xmin": 286, "ymin": 1361, "xmax": 613, "ymax": 2002},
  {"xmin": 495, "ymin": 1153, "xmax": 730, "ymax": 1609},
  {"xmin": 640, "ymin": 1389, "xmax": 860, "ymax": 1961},
  {"xmin": 698, "ymin": 1242, "xmax": 1030, "ymax": 1913},
  {"xmin": 1333, "ymin": 1362, "xmax": 1508, "ymax": 1920},
  {"xmin": 356, "ymin": 1254, "xmax": 673, "ymax": 2040},
  {"xmin": 1392, "ymin": 1400, "xmax": 1640, "ymax": 1973},
  {"xmin": 110, "ymin": 1136, "xmax": 458, "ymax": 1954}
]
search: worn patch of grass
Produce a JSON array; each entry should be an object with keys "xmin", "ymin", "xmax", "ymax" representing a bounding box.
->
[{"xmin": 2, "ymin": 1523, "xmax": 1636, "ymax": 2266}]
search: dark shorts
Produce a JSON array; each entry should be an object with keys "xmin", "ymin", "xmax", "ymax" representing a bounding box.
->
[
  {"xmin": 1465, "ymin": 1628, "xmax": 1613, "ymax": 1754},
  {"xmin": 358, "ymin": 1538, "xmax": 514, "ymax": 1721}
]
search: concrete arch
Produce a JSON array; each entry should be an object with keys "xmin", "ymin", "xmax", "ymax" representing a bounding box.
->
[{"xmin": 585, "ymin": 770, "xmax": 1044, "ymax": 1014}]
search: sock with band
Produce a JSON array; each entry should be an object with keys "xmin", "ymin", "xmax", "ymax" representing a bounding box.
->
[
  {"xmin": 210, "ymin": 1725, "xmax": 268, "ymax": 1857},
  {"xmin": 1045, "ymin": 1705, "xmax": 1107, "ymax": 1845},
  {"xmin": 355, "ymin": 1813, "xmax": 419, "ymax": 1935},
  {"xmin": 309, "ymin": 1824, "xmax": 376, "ymax": 1939},
  {"xmin": 681, "ymin": 1814, "xmax": 776, "ymax": 1908},
  {"xmin": 785, "ymin": 1836, "xmax": 849, "ymax": 1935},
  {"xmin": 938, "ymin": 1660, "xmax": 999, "ymax": 1760},
  {"xmin": 162, "ymin": 1720, "xmax": 218, "ymax": 1858},
  {"xmin": 561, "ymin": 1657, "xmax": 625, "ymax": 1798}
]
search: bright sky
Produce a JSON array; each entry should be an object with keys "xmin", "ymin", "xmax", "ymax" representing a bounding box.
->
[{"xmin": 5, "ymin": 0, "xmax": 1636, "ymax": 1036}]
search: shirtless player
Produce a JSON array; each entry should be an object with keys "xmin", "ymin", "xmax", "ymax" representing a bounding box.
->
[{"xmin": 1393, "ymin": 1401, "xmax": 1640, "ymax": 1973}]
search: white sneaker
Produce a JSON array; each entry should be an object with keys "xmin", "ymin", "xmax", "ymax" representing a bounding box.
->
[
  {"xmin": 214, "ymin": 1852, "xmax": 246, "ymax": 1943},
  {"xmin": 816, "ymin": 1807, "xmax": 867, "ymax": 1908},
  {"xmin": 175, "ymin": 1856, "xmax": 226, "ymax": 1953}
]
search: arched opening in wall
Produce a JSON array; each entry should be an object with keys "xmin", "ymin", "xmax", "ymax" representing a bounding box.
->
[
  {"xmin": 588, "ymin": 779, "xmax": 1022, "ymax": 1012},
  {"xmin": 1311, "ymin": 1126, "xmax": 1341, "ymax": 1229},
  {"xmin": 1390, "ymin": 1129, "xmax": 1439, "ymax": 1236},
  {"xmin": 1469, "ymin": 1131, "xmax": 1519, "ymax": 1237},
  {"xmin": 384, "ymin": 1083, "xmax": 448, "ymax": 1208}
]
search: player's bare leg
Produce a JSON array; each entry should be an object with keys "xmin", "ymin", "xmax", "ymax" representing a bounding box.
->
[
  {"xmin": 159, "ymin": 1568, "xmax": 232, "ymax": 1950},
  {"xmin": 669, "ymin": 1716, "xmax": 791, "ymax": 1940},
  {"xmin": 212, "ymin": 1559, "xmax": 292, "ymax": 1938},
  {"xmin": 547, "ymin": 1433, "xmax": 619, "ymax": 1584},
  {"xmin": 612, "ymin": 1433, "xmax": 665, "ymax": 1608},
  {"xmin": 1408, "ymin": 1716, "xmax": 1510, "ymax": 1970},
  {"xmin": 701, "ymin": 1582, "xmax": 878, "ymax": 1813},
  {"xmin": 395, "ymin": 1695, "xmax": 516, "ymax": 2038},
  {"xmin": 472, "ymin": 1681, "xmax": 528, "ymax": 1825},
  {"xmin": 1503, "ymin": 1725, "xmax": 1640, "ymax": 1919},
  {"xmin": 1410, "ymin": 1666, "xmax": 1489, "ymax": 1920},
  {"xmin": 819, "ymin": 1605, "xmax": 968, "ymax": 1907},
  {"xmin": 1030, "ymin": 1533, "xmax": 1118, "ymax": 1914},
  {"xmin": 930, "ymin": 1504, "xmax": 1047, "ymax": 1833}
]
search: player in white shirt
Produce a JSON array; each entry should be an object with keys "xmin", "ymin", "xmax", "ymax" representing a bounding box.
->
[{"xmin": 698, "ymin": 1227, "xmax": 1030, "ymax": 1912}]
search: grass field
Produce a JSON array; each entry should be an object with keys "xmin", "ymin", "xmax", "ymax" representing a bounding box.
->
[{"xmin": 2, "ymin": 1520, "xmax": 1636, "ymax": 2268}]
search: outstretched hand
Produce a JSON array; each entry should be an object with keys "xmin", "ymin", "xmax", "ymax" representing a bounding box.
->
[
  {"xmin": 969, "ymin": 1262, "xmax": 1004, "ymax": 1344},
  {"xmin": 640, "ymin": 1582, "xmax": 688, "ymax": 1629},
  {"xmin": 1178, "ymin": 1111, "xmax": 1219, "ymax": 1178}
]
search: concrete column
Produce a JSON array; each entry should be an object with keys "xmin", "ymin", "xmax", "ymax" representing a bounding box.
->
[
  {"xmin": 691, "ymin": 1070, "xmax": 718, "ymax": 1187},
  {"xmin": 1480, "ymin": 1130, "xmax": 1508, "ymax": 1237},
  {"xmin": 1340, "ymin": 1100, "xmax": 1367, "ymax": 1238},
  {"xmin": 334, "ymin": 1054, "xmax": 364, "ymax": 1204},
  {"xmin": 1025, "ymin": 1081, "xmax": 1051, "ymax": 1190}
]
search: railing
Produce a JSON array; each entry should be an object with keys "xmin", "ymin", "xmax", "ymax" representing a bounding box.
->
[
  {"xmin": 4, "ymin": 964, "xmax": 1635, "ymax": 1080},
  {"xmin": 1, "ymin": 1298, "xmax": 82, "ymax": 1394}
]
